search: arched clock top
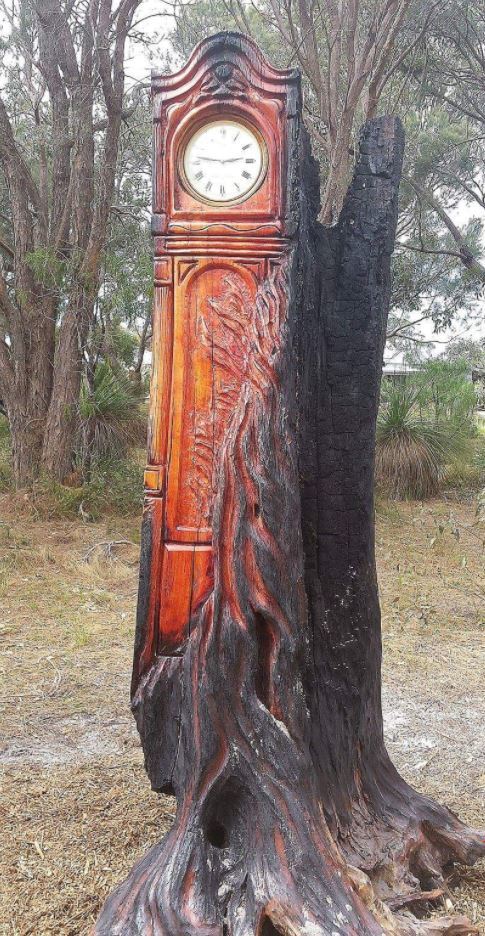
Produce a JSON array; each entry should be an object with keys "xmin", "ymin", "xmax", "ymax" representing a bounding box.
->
[{"xmin": 151, "ymin": 32, "xmax": 300, "ymax": 100}]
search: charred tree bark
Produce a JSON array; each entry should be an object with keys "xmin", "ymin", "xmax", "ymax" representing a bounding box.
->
[
  {"xmin": 298, "ymin": 118, "xmax": 485, "ymax": 905},
  {"xmin": 96, "ymin": 110, "xmax": 484, "ymax": 936}
]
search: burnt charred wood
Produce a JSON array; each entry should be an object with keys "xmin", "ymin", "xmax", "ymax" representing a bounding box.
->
[{"xmin": 299, "ymin": 118, "xmax": 485, "ymax": 901}]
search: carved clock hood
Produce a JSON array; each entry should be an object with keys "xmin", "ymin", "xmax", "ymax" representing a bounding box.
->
[{"xmin": 151, "ymin": 32, "xmax": 300, "ymax": 238}]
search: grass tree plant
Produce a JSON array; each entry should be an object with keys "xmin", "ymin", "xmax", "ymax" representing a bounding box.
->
[{"xmin": 376, "ymin": 379, "xmax": 472, "ymax": 499}]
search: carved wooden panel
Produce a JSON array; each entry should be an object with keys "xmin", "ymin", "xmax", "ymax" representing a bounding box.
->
[{"xmin": 166, "ymin": 259, "xmax": 262, "ymax": 543}]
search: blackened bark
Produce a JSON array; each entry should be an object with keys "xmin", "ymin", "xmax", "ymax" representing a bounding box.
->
[
  {"xmin": 299, "ymin": 116, "xmax": 404, "ymax": 830},
  {"xmin": 96, "ymin": 106, "xmax": 484, "ymax": 936},
  {"xmin": 299, "ymin": 117, "xmax": 485, "ymax": 902}
]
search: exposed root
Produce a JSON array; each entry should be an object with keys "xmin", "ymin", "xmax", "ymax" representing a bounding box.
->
[
  {"xmin": 95, "ymin": 782, "xmax": 385, "ymax": 936},
  {"xmin": 348, "ymin": 865, "xmax": 480, "ymax": 936},
  {"xmin": 334, "ymin": 755, "xmax": 485, "ymax": 914}
]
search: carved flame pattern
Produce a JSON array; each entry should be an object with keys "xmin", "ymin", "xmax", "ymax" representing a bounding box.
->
[{"xmin": 175, "ymin": 264, "xmax": 283, "ymax": 534}]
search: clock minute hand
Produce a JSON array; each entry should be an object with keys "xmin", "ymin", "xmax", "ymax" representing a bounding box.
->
[
  {"xmin": 197, "ymin": 156, "xmax": 224, "ymax": 162},
  {"xmin": 222, "ymin": 157, "xmax": 244, "ymax": 163}
]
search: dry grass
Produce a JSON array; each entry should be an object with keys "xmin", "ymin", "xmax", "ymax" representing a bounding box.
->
[
  {"xmin": 377, "ymin": 495, "xmax": 485, "ymax": 931},
  {"xmin": 0, "ymin": 493, "xmax": 483, "ymax": 934}
]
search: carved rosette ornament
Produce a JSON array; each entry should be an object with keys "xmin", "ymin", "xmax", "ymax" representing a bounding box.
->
[{"xmin": 96, "ymin": 32, "xmax": 484, "ymax": 936}]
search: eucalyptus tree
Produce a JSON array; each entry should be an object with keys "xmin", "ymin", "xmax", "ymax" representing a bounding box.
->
[{"xmin": 0, "ymin": 0, "xmax": 149, "ymax": 486}]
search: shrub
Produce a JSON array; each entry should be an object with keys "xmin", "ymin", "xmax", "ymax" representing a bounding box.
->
[
  {"xmin": 416, "ymin": 359, "xmax": 477, "ymax": 429},
  {"xmin": 376, "ymin": 382, "xmax": 471, "ymax": 500},
  {"xmin": 443, "ymin": 435, "xmax": 485, "ymax": 493},
  {"xmin": 0, "ymin": 396, "xmax": 144, "ymax": 516},
  {"xmin": 12, "ymin": 454, "xmax": 144, "ymax": 521},
  {"xmin": 77, "ymin": 362, "xmax": 146, "ymax": 476},
  {"xmin": 85, "ymin": 454, "xmax": 144, "ymax": 516}
]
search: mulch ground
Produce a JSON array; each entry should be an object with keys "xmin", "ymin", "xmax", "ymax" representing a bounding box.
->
[{"xmin": 0, "ymin": 494, "xmax": 483, "ymax": 934}]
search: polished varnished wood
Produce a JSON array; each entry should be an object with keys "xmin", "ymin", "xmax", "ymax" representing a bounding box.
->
[{"xmin": 134, "ymin": 34, "xmax": 300, "ymax": 677}]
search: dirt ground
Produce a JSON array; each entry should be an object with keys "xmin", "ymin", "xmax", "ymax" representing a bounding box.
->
[{"xmin": 0, "ymin": 495, "xmax": 483, "ymax": 935}]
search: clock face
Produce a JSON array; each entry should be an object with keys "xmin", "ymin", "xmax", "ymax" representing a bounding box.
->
[{"xmin": 181, "ymin": 119, "xmax": 266, "ymax": 205}]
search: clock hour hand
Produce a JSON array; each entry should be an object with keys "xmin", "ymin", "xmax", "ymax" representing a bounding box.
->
[
  {"xmin": 221, "ymin": 157, "xmax": 244, "ymax": 163},
  {"xmin": 196, "ymin": 156, "xmax": 224, "ymax": 162}
]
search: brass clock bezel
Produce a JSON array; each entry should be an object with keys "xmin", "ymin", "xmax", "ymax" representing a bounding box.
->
[{"xmin": 178, "ymin": 116, "xmax": 268, "ymax": 207}]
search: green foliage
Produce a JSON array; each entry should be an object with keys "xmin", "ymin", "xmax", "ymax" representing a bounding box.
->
[
  {"xmin": 78, "ymin": 362, "xmax": 146, "ymax": 472},
  {"xmin": 376, "ymin": 381, "xmax": 472, "ymax": 499},
  {"xmin": 0, "ymin": 412, "xmax": 144, "ymax": 516},
  {"xmin": 415, "ymin": 360, "xmax": 477, "ymax": 427},
  {"xmin": 445, "ymin": 339, "xmax": 485, "ymax": 406},
  {"xmin": 25, "ymin": 247, "xmax": 67, "ymax": 290},
  {"xmin": 30, "ymin": 455, "xmax": 144, "ymax": 520},
  {"xmin": 442, "ymin": 431, "xmax": 485, "ymax": 493},
  {"xmin": 85, "ymin": 455, "xmax": 144, "ymax": 516},
  {"xmin": 171, "ymin": 0, "xmax": 284, "ymax": 64}
]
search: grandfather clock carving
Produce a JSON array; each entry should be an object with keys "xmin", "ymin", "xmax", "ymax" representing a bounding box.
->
[
  {"xmin": 133, "ymin": 32, "xmax": 300, "ymax": 689},
  {"xmin": 96, "ymin": 29, "xmax": 472, "ymax": 936}
]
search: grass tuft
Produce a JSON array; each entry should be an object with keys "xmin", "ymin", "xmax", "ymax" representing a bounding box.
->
[{"xmin": 376, "ymin": 383, "xmax": 472, "ymax": 500}]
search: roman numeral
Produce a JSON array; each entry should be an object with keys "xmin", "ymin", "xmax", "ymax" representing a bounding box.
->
[
  {"xmin": 220, "ymin": 184, "xmax": 225, "ymax": 195},
  {"xmin": 242, "ymin": 170, "xmax": 251, "ymax": 179},
  {"xmin": 233, "ymin": 132, "xmax": 240, "ymax": 141},
  {"xmin": 195, "ymin": 171, "xmax": 203, "ymax": 181},
  {"xmin": 246, "ymin": 158, "xmax": 256, "ymax": 163},
  {"xmin": 205, "ymin": 181, "xmax": 212, "ymax": 192},
  {"xmin": 242, "ymin": 144, "xmax": 251, "ymax": 150}
]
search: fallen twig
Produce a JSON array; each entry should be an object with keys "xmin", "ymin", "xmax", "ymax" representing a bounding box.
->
[{"xmin": 83, "ymin": 540, "xmax": 135, "ymax": 562}]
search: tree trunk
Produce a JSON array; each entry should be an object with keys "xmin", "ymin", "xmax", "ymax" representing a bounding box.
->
[
  {"xmin": 41, "ymin": 314, "xmax": 83, "ymax": 481},
  {"xmin": 300, "ymin": 118, "xmax": 485, "ymax": 901},
  {"xmin": 0, "ymin": 0, "xmax": 139, "ymax": 488},
  {"xmin": 42, "ymin": 284, "xmax": 96, "ymax": 481},
  {"xmin": 96, "ymin": 117, "xmax": 484, "ymax": 936},
  {"xmin": 1, "ymin": 293, "xmax": 56, "ymax": 488},
  {"xmin": 8, "ymin": 409, "xmax": 44, "ymax": 488}
]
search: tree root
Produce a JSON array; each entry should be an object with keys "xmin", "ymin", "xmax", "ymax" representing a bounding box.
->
[{"xmin": 331, "ymin": 754, "xmax": 485, "ymax": 909}]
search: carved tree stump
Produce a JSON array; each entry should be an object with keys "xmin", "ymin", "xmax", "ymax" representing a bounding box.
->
[{"xmin": 96, "ymin": 34, "xmax": 484, "ymax": 936}]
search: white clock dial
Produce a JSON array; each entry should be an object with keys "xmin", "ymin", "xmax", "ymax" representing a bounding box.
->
[{"xmin": 182, "ymin": 119, "xmax": 266, "ymax": 205}]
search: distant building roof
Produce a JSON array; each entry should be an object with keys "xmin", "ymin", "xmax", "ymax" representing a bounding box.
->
[{"xmin": 382, "ymin": 361, "xmax": 420, "ymax": 376}]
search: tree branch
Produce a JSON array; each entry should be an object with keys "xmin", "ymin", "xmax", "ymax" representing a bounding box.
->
[
  {"xmin": 396, "ymin": 241, "xmax": 469, "ymax": 261},
  {"xmin": 0, "ymin": 96, "xmax": 43, "ymax": 218},
  {"xmin": 404, "ymin": 175, "xmax": 485, "ymax": 281}
]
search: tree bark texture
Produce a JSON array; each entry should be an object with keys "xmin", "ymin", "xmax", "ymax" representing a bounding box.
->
[
  {"xmin": 96, "ymin": 41, "xmax": 484, "ymax": 935},
  {"xmin": 0, "ymin": 0, "xmax": 141, "ymax": 486}
]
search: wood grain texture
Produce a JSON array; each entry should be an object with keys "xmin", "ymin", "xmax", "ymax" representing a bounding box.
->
[{"xmin": 97, "ymin": 33, "xmax": 484, "ymax": 936}]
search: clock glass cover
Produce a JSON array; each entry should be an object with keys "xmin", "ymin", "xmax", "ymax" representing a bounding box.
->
[{"xmin": 182, "ymin": 119, "xmax": 266, "ymax": 205}]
